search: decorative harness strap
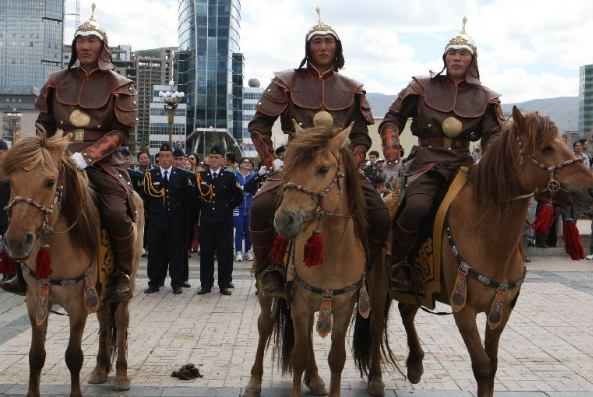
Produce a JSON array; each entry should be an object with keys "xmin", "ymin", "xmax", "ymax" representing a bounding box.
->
[
  {"xmin": 444, "ymin": 214, "xmax": 526, "ymax": 330},
  {"xmin": 292, "ymin": 262, "xmax": 364, "ymax": 338}
]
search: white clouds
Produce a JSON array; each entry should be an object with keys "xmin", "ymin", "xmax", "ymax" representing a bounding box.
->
[{"xmin": 67, "ymin": 0, "xmax": 593, "ymax": 103}]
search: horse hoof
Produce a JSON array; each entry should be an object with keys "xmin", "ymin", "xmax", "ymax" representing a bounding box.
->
[
  {"xmin": 407, "ymin": 368, "xmax": 423, "ymax": 384},
  {"xmin": 112, "ymin": 379, "xmax": 131, "ymax": 391},
  {"xmin": 242, "ymin": 387, "xmax": 261, "ymax": 397},
  {"xmin": 304, "ymin": 376, "xmax": 328, "ymax": 396},
  {"xmin": 368, "ymin": 378, "xmax": 385, "ymax": 396},
  {"xmin": 87, "ymin": 373, "xmax": 108, "ymax": 384}
]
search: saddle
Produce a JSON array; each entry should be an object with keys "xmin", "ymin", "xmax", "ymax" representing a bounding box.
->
[{"xmin": 391, "ymin": 167, "xmax": 468, "ymax": 309}]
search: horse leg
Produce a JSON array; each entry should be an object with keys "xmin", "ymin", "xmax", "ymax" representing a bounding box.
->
[
  {"xmin": 65, "ymin": 311, "xmax": 89, "ymax": 397},
  {"xmin": 303, "ymin": 312, "xmax": 327, "ymax": 396},
  {"xmin": 327, "ymin": 306, "xmax": 354, "ymax": 397},
  {"xmin": 368, "ymin": 261, "xmax": 388, "ymax": 396},
  {"xmin": 483, "ymin": 309, "xmax": 513, "ymax": 397},
  {"xmin": 26, "ymin": 299, "xmax": 49, "ymax": 397},
  {"xmin": 453, "ymin": 306, "xmax": 492, "ymax": 397},
  {"xmin": 398, "ymin": 302, "xmax": 424, "ymax": 384},
  {"xmin": 89, "ymin": 304, "xmax": 111, "ymax": 384},
  {"xmin": 244, "ymin": 295, "xmax": 273, "ymax": 397},
  {"xmin": 290, "ymin": 307, "xmax": 312, "ymax": 397},
  {"xmin": 112, "ymin": 302, "xmax": 131, "ymax": 391}
]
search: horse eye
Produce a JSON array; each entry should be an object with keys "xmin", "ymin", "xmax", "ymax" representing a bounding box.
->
[
  {"xmin": 542, "ymin": 146, "xmax": 554, "ymax": 153},
  {"xmin": 318, "ymin": 165, "xmax": 329, "ymax": 175},
  {"xmin": 46, "ymin": 179, "xmax": 55, "ymax": 188}
]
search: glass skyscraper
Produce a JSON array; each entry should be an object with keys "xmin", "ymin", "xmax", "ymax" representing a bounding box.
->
[
  {"xmin": 177, "ymin": 0, "xmax": 242, "ymax": 141},
  {"xmin": 579, "ymin": 64, "xmax": 593, "ymax": 135},
  {"xmin": 0, "ymin": 0, "xmax": 64, "ymax": 94}
]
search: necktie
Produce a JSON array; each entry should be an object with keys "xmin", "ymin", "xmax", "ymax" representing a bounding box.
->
[
  {"xmin": 212, "ymin": 172, "xmax": 217, "ymax": 180},
  {"xmin": 164, "ymin": 170, "xmax": 169, "ymax": 181}
]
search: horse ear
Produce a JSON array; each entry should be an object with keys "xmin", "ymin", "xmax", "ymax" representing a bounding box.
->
[
  {"xmin": 512, "ymin": 106, "xmax": 525, "ymax": 132},
  {"xmin": 330, "ymin": 122, "xmax": 353, "ymax": 153},
  {"xmin": 292, "ymin": 119, "xmax": 305, "ymax": 135}
]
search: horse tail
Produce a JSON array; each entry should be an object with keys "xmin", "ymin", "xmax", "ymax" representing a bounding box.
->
[
  {"xmin": 351, "ymin": 308, "xmax": 372, "ymax": 377},
  {"xmin": 272, "ymin": 299, "xmax": 294, "ymax": 375},
  {"xmin": 109, "ymin": 302, "xmax": 119, "ymax": 361},
  {"xmin": 380, "ymin": 295, "xmax": 398, "ymax": 370}
]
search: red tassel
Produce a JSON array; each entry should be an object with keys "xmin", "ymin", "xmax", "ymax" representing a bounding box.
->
[
  {"xmin": 36, "ymin": 245, "xmax": 52, "ymax": 279},
  {"xmin": 304, "ymin": 230, "xmax": 324, "ymax": 267},
  {"xmin": 563, "ymin": 221, "xmax": 585, "ymax": 260},
  {"xmin": 0, "ymin": 250, "xmax": 16, "ymax": 276},
  {"xmin": 268, "ymin": 234, "xmax": 289, "ymax": 264},
  {"xmin": 531, "ymin": 204, "xmax": 555, "ymax": 235}
]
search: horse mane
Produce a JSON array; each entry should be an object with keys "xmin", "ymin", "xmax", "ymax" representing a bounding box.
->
[
  {"xmin": 283, "ymin": 125, "xmax": 368, "ymax": 240},
  {"xmin": 1, "ymin": 134, "xmax": 99, "ymax": 259},
  {"xmin": 469, "ymin": 112, "xmax": 559, "ymax": 216}
]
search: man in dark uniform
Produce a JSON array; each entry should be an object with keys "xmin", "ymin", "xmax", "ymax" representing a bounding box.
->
[
  {"xmin": 120, "ymin": 146, "xmax": 143, "ymax": 195},
  {"xmin": 143, "ymin": 143, "xmax": 195, "ymax": 295},
  {"xmin": 196, "ymin": 144, "xmax": 243, "ymax": 296},
  {"xmin": 172, "ymin": 146, "xmax": 192, "ymax": 288},
  {"xmin": 34, "ymin": 5, "xmax": 138, "ymax": 300},
  {"xmin": 248, "ymin": 8, "xmax": 390, "ymax": 294},
  {"xmin": 379, "ymin": 18, "xmax": 504, "ymax": 290}
]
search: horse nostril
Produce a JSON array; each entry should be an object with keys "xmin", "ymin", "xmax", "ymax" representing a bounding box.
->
[
  {"xmin": 22, "ymin": 232, "xmax": 35, "ymax": 249},
  {"xmin": 285, "ymin": 213, "xmax": 295, "ymax": 226}
]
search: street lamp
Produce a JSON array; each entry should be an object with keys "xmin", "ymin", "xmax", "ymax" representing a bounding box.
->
[
  {"xmin": 6, "ymin": 108, "xmax": 22, "ymax": 143},
  {"xmin": 159, "ymin": 87, "xmax": 185, "ymax": 146}
]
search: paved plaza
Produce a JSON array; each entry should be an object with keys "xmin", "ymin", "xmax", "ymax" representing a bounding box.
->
[{"xmin": 0, "ymin": 245, "xmax": 593, "ymax": 396}]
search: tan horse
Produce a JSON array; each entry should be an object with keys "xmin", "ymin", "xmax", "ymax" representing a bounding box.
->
[
  {"xmin": 243, "ymin": 124, "xmax": 368, "ymax": 397},
  {"xmin": 0, "ymin": 132, "xmax": 144, "ymax": 397},
  {"xmin": 352, "ymin": 107, "xmax": 593, "ymax": 397}
]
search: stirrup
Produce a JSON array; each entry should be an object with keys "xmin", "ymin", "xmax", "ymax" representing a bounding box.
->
[
  {"xmin": 259, "ymin": 264, "xmax": 285, "ymax": 294},
  {"xmin": 388, "ymin": 261, "xmax": 413, "ymax": 292}
]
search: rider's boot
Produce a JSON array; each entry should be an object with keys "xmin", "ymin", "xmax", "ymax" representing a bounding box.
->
[
  {"xmin": 388, "ymin": 220, "xmax": 418, "ymax": 292},
  {"xmin": 251, "ymin": 227, "xmax": 283, "ymax": 294},
  {"xmin": 0, "ymin": 274, "xmax": 25, "ymax": 296},
  {"xmin": 109, "ymin": 232, "xmax": 135, "ymax": 301}
]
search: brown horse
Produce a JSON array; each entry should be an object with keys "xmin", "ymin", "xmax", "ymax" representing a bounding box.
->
[
  {"xmin": 243, "ymin": 124, "xmax": 368, "ymax": 397},
  {"xmin": 353, "ymin": 107, "xmax": 593, "ymax": 397},
  {"xmin": 0, "ymin": 132, "xmax": 144, "ymax": 397}
]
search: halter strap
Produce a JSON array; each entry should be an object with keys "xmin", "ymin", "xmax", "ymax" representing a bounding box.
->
[
  {"xmin": 292, "ymin": 261, "xmax": 364, "ymax": 297},
  {"xmin": 19, "ymin": 261, "xmax": 93, "ymax": 286}
]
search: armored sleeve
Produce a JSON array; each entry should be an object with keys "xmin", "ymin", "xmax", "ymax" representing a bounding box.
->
[
  {"xmin": 248, "ymin": 80, "xmax": 288, "ymax": 168},
  {"xmin": 34, "ymin": 82, "xmax": 58, "ymax": 137},
  {"xmin": 479, "ymin": 99, "xmax": 504, "ymax": 151},
  {"xmin": 379, "ymin": 89, "xmax": 419, "ymax": 166}
]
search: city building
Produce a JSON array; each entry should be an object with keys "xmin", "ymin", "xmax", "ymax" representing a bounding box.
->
[
  {"xmin": 148, "ymin": 84, "xmax": 187, "ymax": 158},
  {"xmin": 134, "ymin": 47, "xmax": 176, "ymax": 150},
  {"xmin": 579, "ymin": 64, "xmax": 593, "ymax": 135},
  {"xmin": 241, "ymin": 79, "xmax": 263, "ymax": 158},
  {"xmin": 177, "ymin": 0, "xmax": 243, "ymax": 149},
  {"xmin": 0, "ymin": 0, "xmax": 64, "ymax": 139}
]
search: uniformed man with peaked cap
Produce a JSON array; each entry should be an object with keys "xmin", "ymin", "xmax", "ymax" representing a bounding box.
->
[
  {"xmin": 143, "ymin": 143, "xmax": 195, "ymax": 294},
  {"xmin": 196, "ymin": 144, "xmax": 243, "ymax": 296}
]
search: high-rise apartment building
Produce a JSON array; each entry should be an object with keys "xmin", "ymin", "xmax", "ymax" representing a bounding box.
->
[
  {"xmin": 133, "ymin": 47, "xmax": 176, "ymax": 149},
  {"xmin": 177, "ymin": 0, "xmax": 243, "ymax": 144},
  {"xmin": 579, "ymin": 64, "xmax": 593, "ymax": 135}
]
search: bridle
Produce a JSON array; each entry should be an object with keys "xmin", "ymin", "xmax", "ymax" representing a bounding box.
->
[
  {"xmin": 513, "ymin": 134, "xmax": 583, "ymax": 201},
  {"xmin": 283, "ymin": 152, "xmax": 351, "ymax": 223},
  {"xmin": 5, "ymin": 186, "xmax": 63, "ymax": 236}
]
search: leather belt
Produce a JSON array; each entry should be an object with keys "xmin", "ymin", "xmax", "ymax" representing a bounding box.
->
[
  {"xmin": 419, "ymin": 137, "xmax": 470, "ymax": 150},
  {"xmin": 70, "ymin": 129, "xmax": 106, "ymax": 142}
]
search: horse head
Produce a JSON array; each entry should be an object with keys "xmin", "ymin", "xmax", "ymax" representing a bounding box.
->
[
  {"xmin": 274, "ymin": 123, "xmax": 353, "ymax": 240},
  {"xmin": 0, "ymin": 132, "xmax": 71, "ymax": 259},
  {"xmin": 511, "ymin": 106, "xmax": 593, "ymax": 210},
  {"xmin": 471, "ymin": 106, "xmax": 593, "ymax": 215}
]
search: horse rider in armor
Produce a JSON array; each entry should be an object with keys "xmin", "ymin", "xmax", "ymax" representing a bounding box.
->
[
  {"xmin": 34, "ymin": 4, "xmax": 138, "ymax": 301},
  {"xmin": 379, "ymin": 17, "xmax": 504, "ymax": 291},
  {"xmin": 248, "ymin": 8, "xmax": 391, "ymax": 294}
]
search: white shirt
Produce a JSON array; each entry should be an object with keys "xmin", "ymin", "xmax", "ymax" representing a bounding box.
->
[{"xmin": 160, "ymin": 166, "xmax": 173, "ymax": 180}]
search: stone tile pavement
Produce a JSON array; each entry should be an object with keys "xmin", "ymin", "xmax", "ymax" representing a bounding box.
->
[{"xmin": 0, "ymin": 254, "xmax": 592, "ymax": 396}]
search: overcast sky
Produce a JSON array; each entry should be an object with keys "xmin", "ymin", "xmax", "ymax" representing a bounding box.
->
[{"xmin": 67, "ymin": 0, "xmax": 593, "ymax": 104}]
